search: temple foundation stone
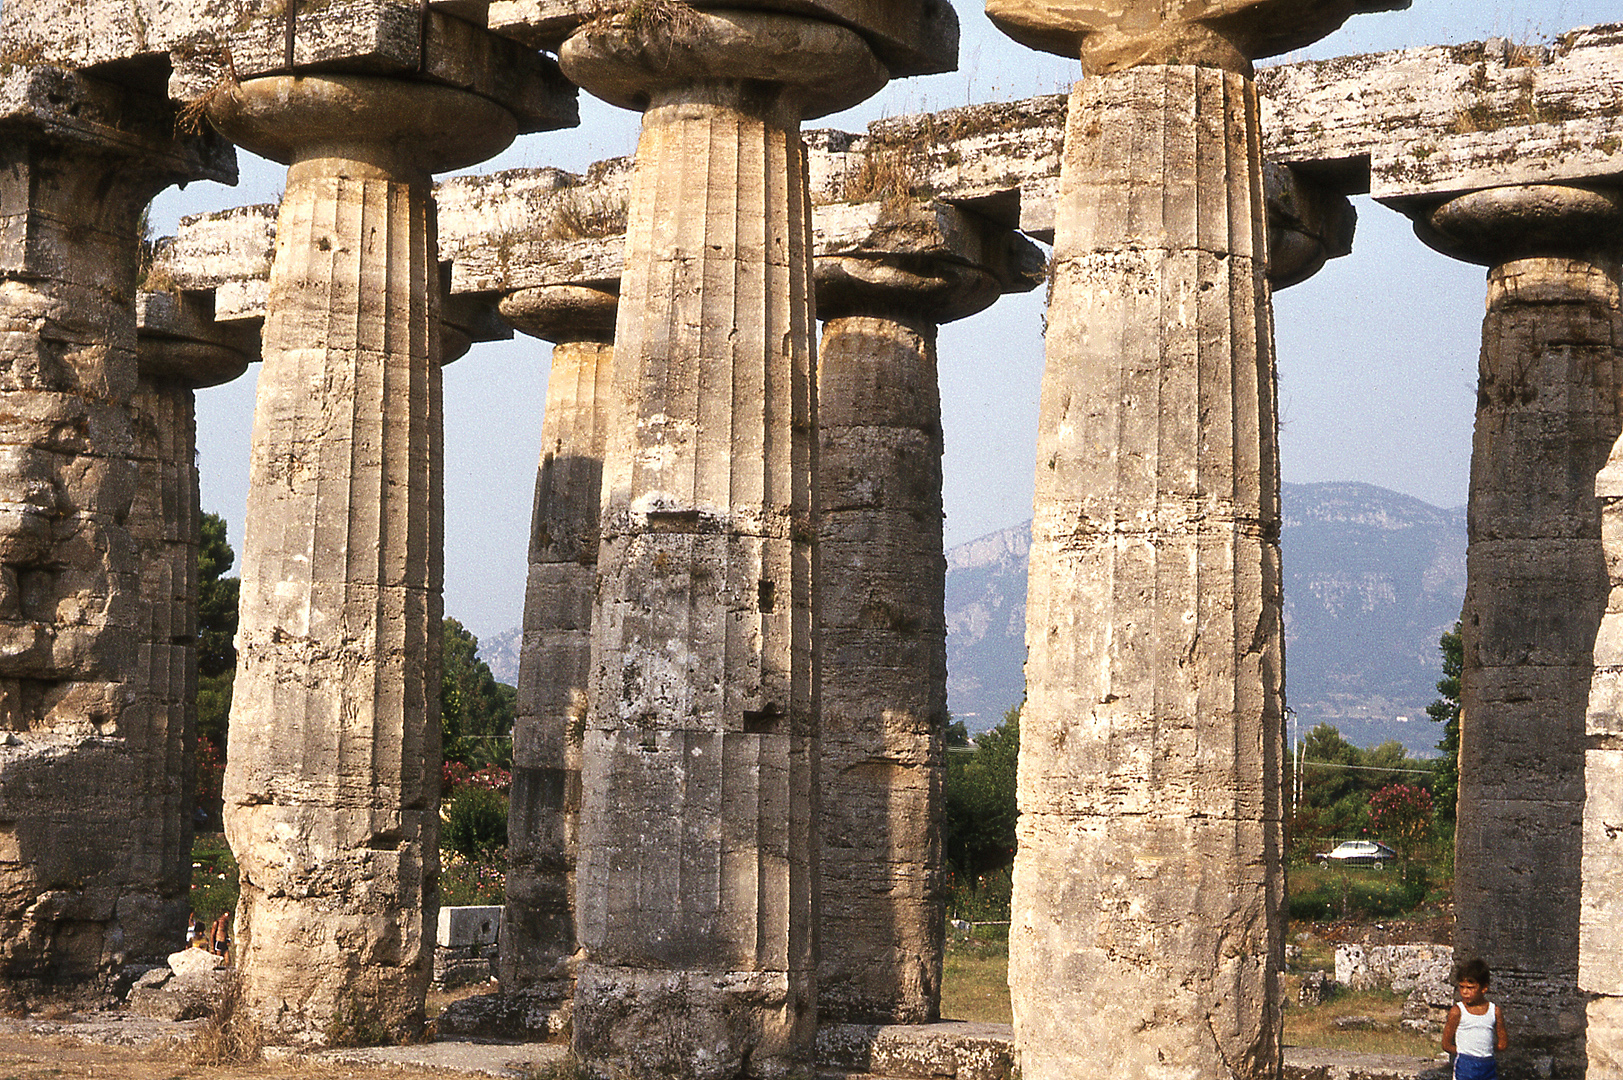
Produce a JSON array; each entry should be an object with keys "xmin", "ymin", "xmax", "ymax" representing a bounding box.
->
[
  {"xmin": 205, "ymin": 73, "xmax": 518, "ymax": 1042},
  {"xmin": 1414, "ymin": 183, "xmax": 1623, "ymax": 1080},
  {"xmin": 496, "ymin": 284, "xmax": 617, "ymax": 1020},
  {"xmin": 982, "ymin": 2, "xmax": 1395, "ymax": 1077}
]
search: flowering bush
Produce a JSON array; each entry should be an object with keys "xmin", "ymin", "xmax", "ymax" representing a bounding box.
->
[
  {"xmin": 441, "ymin": 848, "xmax": 507, "ymax": 906},
  {"xmin": 1367, "ymin": 782, "xmax": 1434, "ymax": 860},
  {"xmin": 442, "ymin": 761, "xmax": 512, "ymax": 796}
]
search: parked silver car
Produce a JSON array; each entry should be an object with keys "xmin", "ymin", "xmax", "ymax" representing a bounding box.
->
[{"xmin": 1316, "ymin": 840, "xmax": 1398, "ymax": 868}]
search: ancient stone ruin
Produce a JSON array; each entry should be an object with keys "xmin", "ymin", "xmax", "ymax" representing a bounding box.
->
[{"xmin": 2, "ymin": 0, "xmax": 1623, "ymax": 1077}]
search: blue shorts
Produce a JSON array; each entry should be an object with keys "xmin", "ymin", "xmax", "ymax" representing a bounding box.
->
[{"xmin": 1455, "ymin": 1053, "xmax": 1497, "ymax": 1080}]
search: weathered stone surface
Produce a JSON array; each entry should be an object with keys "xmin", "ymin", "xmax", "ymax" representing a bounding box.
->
[
  {"xmin": 1587, "ymin": 993, "xmax": 1623, "ymax": 1080},
  {"xmin": 487, "ymin": 0, "xmax": 959, "ymax": 80},
  {"xmin": 813, "ymin": 206, "xmax": 1037, "ymax": 1026},
  {"xmin": 1580, "ymin": 747, "xmax": 1623, "ymax": 995},
  {"xmin": 207, "ymin": 74, "xmax": 519, "ymax": 1044},
  {"xmin": 1008, "ymin": 65, "xmax": 1283, "ymax": 1080},
  {"xmin": 562, "ymin": 5, "xmax": 906, "ymax": 1071},
  {"xmin": 496, "ymin": 286, "xmax": 615, "ymax": 1007},
  {"xmin": 1335, "ymin": 945, "xmax": 1452, "ymax": 994},
  {"xmin": 984, "ymin": 0, "xmax": 1406, "ymax": 74},
  {"xmin": 0, "ymin": 65, "xmax": 233, "ymax": 994},
  {"xmin": 815, "ymin": 1022, "xmax": 1014, "ymax": 1080},
  {"xmin": 1258, "ymin": 26, "xmax": 1623, "ymax": 201},
  {"xmin": 434, "ymin": 987, "xmax": 571, "ymax": 1040},
  {"xmin": 1284, "ymin": 1050, "xmax": 1449, "ymax": 1080},
  {"xmin": 1415, "ymin": 186, "xmax": 1623, "ymax": 1080}
]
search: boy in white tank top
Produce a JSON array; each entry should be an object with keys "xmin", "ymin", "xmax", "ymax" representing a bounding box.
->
[{"xmin": 1443, "ymin": 957, "xmax": 1509, "ymax": 1080}]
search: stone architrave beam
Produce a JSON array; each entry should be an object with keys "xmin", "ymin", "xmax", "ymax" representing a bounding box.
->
[
  {"xmin": 145, "ymin": 205, "xmax": 512, "ymax": 358},
  {"xmin": 1259, "ymin": 25, "xmax": 1623, "ymax": 202},
  {"xmin": 0, "ymin": 0, "xmax": 580, "ymax": 123},
  {"xmin": 0, "ymin": 64, "xmax": 234, "ymax": 993}
]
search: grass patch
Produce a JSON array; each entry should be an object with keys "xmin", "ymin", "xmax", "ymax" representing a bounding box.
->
[
  {"xmin": 940, "ymin": 926, "xmax": 1010, "ymax": 1025},
  {"xmin": 1283, "ymin": 983, "xmax": 1441, "ymax": 1057},
  {"xmin": 1288, "ymin": 863, "xmax": 1429, "ymax": 921}
]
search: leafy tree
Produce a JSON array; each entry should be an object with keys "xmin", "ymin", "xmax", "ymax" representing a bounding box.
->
[
  {"xmin": 198, "ymin": 513, "xmax": 239, "ymax": 679},
  {"xmin": 943, "ymin": 705, "xmax": 1020, "ymax": 881},
  {"xmin": 195, "ymin": 513, "xmax": 239, "ymax": 827},
  {"xmin": 1426, "ymin": 621, "xmax": 1462, "ymax": 823},
  {"xmin": 441, "ymin": 618, "xmax": 517, "ymax": 767}
]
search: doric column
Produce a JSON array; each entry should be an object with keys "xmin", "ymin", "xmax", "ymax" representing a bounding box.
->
[
  {"xmin": 555, "ymin": 8, "xmax": 902, "ymax": 1076},
  {"xmin": 812, "ymin": 207, "xmax": 1041, "ymax": 1025},
  {"xmin": 1413, "ymin": 183, "xmax": 1623, "ymax": 1080},
  {"xmin": 495, "ymin": 284, "xmax": 616, "ymax": 1021},
  {"xmin": 0, "ymin": 67, "xmax": 233, "ymax": 993},
  {"xmin": 205, "ymin": 73, "xmax": 518, "ymax": 1042},
  {"xmin": 130, "ymin": 290, "xmax": 256, "ymax": 961},
  {"xmin": 983, "ymin": 2, "xmax": 1393, "ymax": 1077}
]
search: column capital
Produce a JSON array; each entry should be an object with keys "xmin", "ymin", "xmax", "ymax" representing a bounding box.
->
[
  {"xmin": 500, "ymin": 284, "xmax": 618, "ymax": 344},
  {"xmin": 560, "ymin": 8, "xmax": 885, "ymax": 120},
  {"xmin": 1413, "ymin": 183, "xmax": 1623, "ymax": 267},
  {"xmin": 136, "ymin": 291, "xmax": 257, "ymax": 389},
  {"xmin": 1266, "ymin": 162, "xmax": 1356, "ymax": 290},
  {"xmin": 986, "ymin": 0, "xmax": 1407, "ymax": 75},
  {"xmin": 208, "ymin": 74, "xmax": 517, "ymax": 177},
  {"xmin": 0, "ymin": 64, "xmax": 235, "ymax": 189},
  {"xmin": 813, "ymin": 201, "xmax": 1044, "ymax": 323}
]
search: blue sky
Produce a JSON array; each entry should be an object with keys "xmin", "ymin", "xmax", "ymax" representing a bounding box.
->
[{"xmin": 147, "ymin": 1, "xmax": 1621, "ymax": 641}]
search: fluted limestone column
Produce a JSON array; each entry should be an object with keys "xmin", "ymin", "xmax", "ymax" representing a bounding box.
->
[
  {"xmin": 984, "ymin": 2, "xmax": 1391, "ymax": 1077},
  {"xmin": 1589, "ymin": 407, "xmax": 1623, "ymax": 1078},
  {"xmin": 1414, "ymin": 184, "xmax": 1623, "ymax": 1080},
  {"xmin": 0, "ymin": 70, "xmax": 233, "ymax": 990},
  {"xmin": 206, "ymin": 74, "xmax": 517, "ymax": 1041},
  {"xmin": 128, "ymin": 307, "xmax": 254, "ymax": 963},
  {"xmin": 812, "ymin": 253, "xmax": 1002, "ymax": 1025},
  {"xmin": 557, "ymin": 10, "xmax": 884, "ymax": 1077},
  {"xmin": 495, "ymin": 285, "xmax": 616, "ymax": 1011}
]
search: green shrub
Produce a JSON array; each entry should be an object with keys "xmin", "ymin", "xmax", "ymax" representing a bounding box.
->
[
  {"xmin": 443, "ymin": 784, "xmax": 508, "ymax": 857},
  {"xmin": 1288, "ymin": 863, "xmax": 1430, "ymax": 921},
  {"xmin": 946, "ymin": 865, "xmax": 1012, "ymax": 922},
  {"xmin": 191, "ymin": 833, "xmax": 239, "ymax": 926}
]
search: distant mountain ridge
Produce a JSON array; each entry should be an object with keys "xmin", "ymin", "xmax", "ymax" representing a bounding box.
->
[
  {"xmin": 477, "ymin": 482, "xmax": 1466, "ymax": 755},
  {"xmin": 941, "ymin": 482, "xmax": 1466, "ymax": 754}
]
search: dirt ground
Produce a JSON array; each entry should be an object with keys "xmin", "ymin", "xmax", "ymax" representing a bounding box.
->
[{"xmin": 0, "ymin": 1031, "xmax": 411, "ymax": 1080}]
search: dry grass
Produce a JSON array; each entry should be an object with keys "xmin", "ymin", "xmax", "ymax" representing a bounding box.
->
[
  {"xmin": 550, "ymin": 187, "xmax": 628, "ymax": 241},
  {"xmin": 586, "ymin": 0, "xmax": 700, "ymax": 36},
  {"xmin": 183, "ymin": 977, "xmax": 265, "ymax": 1066}
]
